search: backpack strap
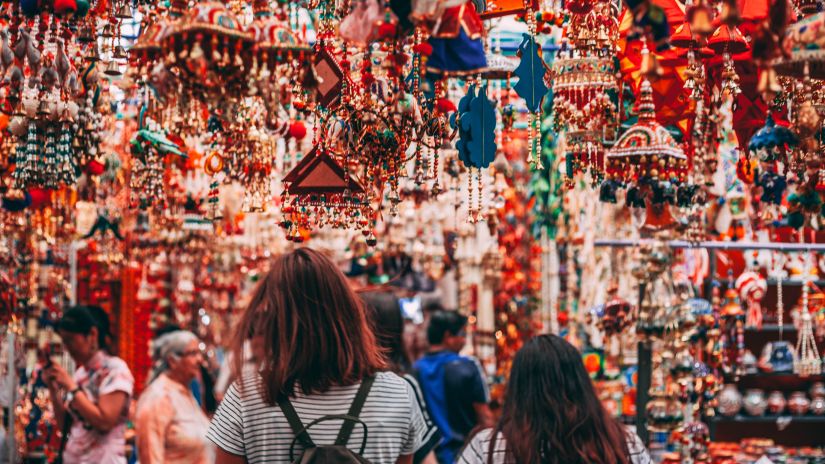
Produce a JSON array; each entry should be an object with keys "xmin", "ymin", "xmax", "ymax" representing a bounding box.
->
[
  {"xmin": 334, "ymin": 375, "xmax": 375, "ymax": 446},
  {"xmin": 278, "ymin": 396, "xmax": 315, "ymax": 450}
]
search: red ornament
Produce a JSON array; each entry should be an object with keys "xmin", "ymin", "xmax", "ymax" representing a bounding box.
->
[
  {"xmin": 361, "ymin": 72, "xmax": 376, "ymax": 87},
  {"xmin": 436, "ymin": 98, "xmax": 456, "ymax": 113},
  {"xmin": 27, "ymin": 188, "xmax": 50, "ymax": 209},
  {"xmin": 377, "ymin": 22, "xmax": 397, "ymax": 40},
  {"xmin": 86, "ymin": 159, "xmax": 105, "ymax": 176},
  {"xmin": 53, "ymin": 0, "xmax": 77, "ymax": 14},
  {"xmin": 413, "ymin": 43, "xmax": 433, "ymax": 56},
  {"xmin": 288, "ymin": 121, "xmax": 307, "ymax": 140}
]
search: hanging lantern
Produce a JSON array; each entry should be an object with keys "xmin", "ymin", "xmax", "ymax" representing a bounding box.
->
[
  {"xmin": 604, "ymin": 80, "xmax": 688, "ymax": 186},
  {"xmin": 248, "ymin": 0, "xmax": 311, "ymax": 102},
  {"xmin": 163, "ymin": 1, "xmax": 254, "ymax": 96}
]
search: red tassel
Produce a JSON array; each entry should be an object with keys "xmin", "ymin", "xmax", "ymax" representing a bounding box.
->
[{"xmin": 362, "ymin": 72, "xmax": 376, "ymax": 87}]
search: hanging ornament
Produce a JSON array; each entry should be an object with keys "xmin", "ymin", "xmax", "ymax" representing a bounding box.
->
[
  {"xmin": 602, "ymin": 79, "xmax": 688, "ymax": 229},
  {"xmin": 514, "ymin": 33, "xmax": 549, "ymax": 169},
  {"xmin": 550, "ymin": 0, "xmax": 619, "ymax": 185},
  {"xmin": 747, "ymin": 113, "xmax": 799, "ymax": 164},
  {"xmin": 708, "ymin": 25, "xmax": 749, "ymax": 97},
  {"xmin": 795, "ymin": 250, "xmax": 823, "ymax": 376},
  {"xmin": 735, "ymin": 270, "xmax": 767, "ymax": 328}
]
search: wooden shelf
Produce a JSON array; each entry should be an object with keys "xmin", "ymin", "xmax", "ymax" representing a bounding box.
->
[{"xmin": 708, "ymin": 415, "xmax": 825, "ymax": 446}]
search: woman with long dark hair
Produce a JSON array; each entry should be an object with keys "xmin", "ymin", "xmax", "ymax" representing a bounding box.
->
[
  {"xmin": 458, "ymin": 335, "xmax": 650, "ymax": 464},
  {"xmin": 362, "ymin": 291, "xmax": 441, "ymax": 464},
  {"xmin": 207, "ymin": 248, "xmax": 427, "ymax": 463}
]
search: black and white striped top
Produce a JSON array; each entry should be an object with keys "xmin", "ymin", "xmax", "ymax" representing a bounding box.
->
[
  {"xmin": 458, "ymin": 427, "xmax": 653, "ymax": 464},
  {"xmin": 207, "ymin": 371, "xmax": 427, "ymax": 463},
  {"xmin": 401, "ymin": 373, "xmax": 441, "ymax": 461}
]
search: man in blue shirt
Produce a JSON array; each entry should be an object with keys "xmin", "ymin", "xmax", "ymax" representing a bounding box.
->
[{"xmin": 414, "ymin": 310, "xmax": 493, "ymax": 464}]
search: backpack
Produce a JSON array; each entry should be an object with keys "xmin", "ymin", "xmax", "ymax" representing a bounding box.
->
[{"xmin": 278, "ymin": 376, "xmax": 375, "ymax": 463}]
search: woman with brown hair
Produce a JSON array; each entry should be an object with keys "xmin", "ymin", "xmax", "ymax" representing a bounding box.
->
[
  {"xmin": 457, "ymin": 334, "xmax": 650, "ymax": 464},
  {"xmin": 208, "ymin": 248, "xmax": 426, "ymax": 463}
]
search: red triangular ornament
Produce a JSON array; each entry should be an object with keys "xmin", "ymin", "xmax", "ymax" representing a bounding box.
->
[{"xmin": 285, "ymin": 147, "xmax": 364, "ymax": 195}]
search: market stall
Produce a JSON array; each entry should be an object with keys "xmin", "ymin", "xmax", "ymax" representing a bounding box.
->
[{"xmin": 0, "ymin": 0, "xmax": 823, "ymax": 461}]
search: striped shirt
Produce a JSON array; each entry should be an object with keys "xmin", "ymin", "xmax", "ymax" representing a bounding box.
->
[
  {"xmin": 207, "ymin": 371, "xmax": 427, "ymax": 463},
  {"xmin": 401, "ymin": 373, "xmax": 441, "ymax": 462},
  {"xmin": 458, "ymin": 427, "xmax": 653, "ymax": 464}
]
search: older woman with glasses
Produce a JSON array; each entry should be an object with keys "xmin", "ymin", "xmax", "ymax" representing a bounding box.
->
[{"xmin": 135, "ymin": 330, "xmax": 213, "ymax": 464}]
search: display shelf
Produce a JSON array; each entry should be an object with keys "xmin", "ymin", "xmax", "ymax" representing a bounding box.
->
[
  {"xmin": 708, "ymin": 415, "xmax": 825, "ymax": 446},
  {"xmin": 724, "ymin": 372, "xmax": 825, "ymax": 392}
]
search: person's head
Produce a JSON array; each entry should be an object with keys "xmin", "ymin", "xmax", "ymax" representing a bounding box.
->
[
  {"xmin": 56, "ymin": 305, "xmax": 112, "ymax": 363},
  {"xmin": 497, "ymin": 334, "xmax": 630, "ymax": 464},
  {"xmin": 233, "ymin": 247, "xmax": 385, "ymax": 404},
  {"xmin": 427, "ymin": 310, "xmax": 467, "ymax": 353},
  {"xmin": 362, "ymin": 291, "xmax": 410, "ymax": 373},
  {"xmin": 151, "ymin": 330, "xmax": 202, "ymax": 384}
]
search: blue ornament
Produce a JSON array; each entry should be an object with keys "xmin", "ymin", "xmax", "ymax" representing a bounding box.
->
[
  {"xmin": 748, "ymin": 114, "xmax": 798, "ymax": 162},
  {"xmin": 465, "ymin": 85, "xmax": 496, "ymax": 169},
  {"xmin": 513, "ymin": 33, "xmax": 548, "ymax": 113}
]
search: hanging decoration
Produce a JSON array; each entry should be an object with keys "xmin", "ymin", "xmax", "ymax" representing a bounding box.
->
[
  {"xmin": 550, "ymin": 0, "xmax": 619, "ymax": 186},
  {"xmin": 601, "ymin": 79, "xmax": 689, "ymax": 231},
  {"xmin": 513, "ymin": 33, "xmax": 548, "ymax": 169}
]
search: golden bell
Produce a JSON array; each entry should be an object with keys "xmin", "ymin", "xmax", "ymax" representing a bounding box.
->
[
  {"xmin": 78, "ymin": 24, "xmax": 95, "ymax": 43},
  {"xmin": 85, "ymin": 45, "xmax": 101, "ymax": 62},
  {"xmin": 112, "ymin": 45, "xmax": 128, "ymax": 60},
  {"xmin": 640, "ymin": 49, "xmax": 663, "ymax": 80},
  {"xmin": 688, "ymin": 3, "xmax": 714, "ymax": 37},
  {"xmin": 115, "ymin": 2, "xmax": 133, "ymax": 19},
  {"xmin": 101, "ymin": 24, "xmax": 115, "ymax": 38},
  {"xmin": 104, "ymin": 60, "xmax": 122, "ymax": 77},
  {"xmin": 597, "ymin": 24, "xmax": 609, "ymax": 43},
  {"xmin": 719, "ymin": 0, "xmax": 740, "ymax": 26},
  {"xmin": 36, "ymin": 99, "xmax": 50, "ymax": 118},
  {"xmin": 757, "ymin": 67, "xmax": 782, "ymax": 101}
]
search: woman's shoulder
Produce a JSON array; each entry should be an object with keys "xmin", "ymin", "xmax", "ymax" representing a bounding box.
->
[
  {"xmin": 624, "ymin": 427, "xmax": 653, "ymax": 464},
  {"xmin": 373, "ymin": 371, "xmax": 420, "ymax": 398},
  {"xmin": 459, "ymin": 428, "xmax": 508, "ymax": 464},
  {"xmin": 135, "ymin": 379, "xmax": 172, "ymax": 415},
  {"xmin": 102, "ymin": 353, "xmax": 133, "ymax": 374}
]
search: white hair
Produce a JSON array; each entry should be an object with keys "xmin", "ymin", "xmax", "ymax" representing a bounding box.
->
[{"xmin": 149, "ymin": 330, "xmax": 199, "ymax": 382}]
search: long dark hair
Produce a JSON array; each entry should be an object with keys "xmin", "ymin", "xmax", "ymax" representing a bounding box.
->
[
  {"xmin": 361, "ymin": 291, "xmax": 410, "ymax": 373},
  {"xmin": 232, "ymin": 247, "xmax": 386, "ymax": 404},
  {"xmin": 493, "ymin": 334, "xmax": 631, "ymax": 464}
]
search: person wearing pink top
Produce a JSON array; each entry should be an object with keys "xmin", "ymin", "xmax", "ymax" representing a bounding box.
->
[
  {"xmin": 136, "ymin": 330, "xmax": 213, "ymax": 463},
  {"xmin": 43, "ymin": 306, "xmax": 135, "ymax": 464}
]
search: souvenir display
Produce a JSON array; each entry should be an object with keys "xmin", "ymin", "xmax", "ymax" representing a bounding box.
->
[{"xmin": 1, "ymin": 0, "xmax": 825, "ymax": 458}]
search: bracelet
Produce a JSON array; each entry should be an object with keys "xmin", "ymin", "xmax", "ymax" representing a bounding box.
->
[{"xmin": 69, "ymin": 386, "xmax": 82, "ymax": 395}]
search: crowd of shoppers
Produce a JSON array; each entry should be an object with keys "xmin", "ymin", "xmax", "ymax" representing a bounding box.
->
[{"xmin": 41, "ymin": 247, "xmax": 649, "ymax": 464}]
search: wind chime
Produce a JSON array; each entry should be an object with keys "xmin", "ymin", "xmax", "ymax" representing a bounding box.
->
[
  {"xmin": 795, "ymin": 246, "xmax": 823, "ymax": 376},
  {"xmin": 549, "ymin": 0, "xmax": 619, "ymax": 186}
]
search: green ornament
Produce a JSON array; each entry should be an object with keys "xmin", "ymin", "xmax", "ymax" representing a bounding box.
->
[{"xmin": 75, "ymin": 0, "xmax": 90, "ymax": 17}]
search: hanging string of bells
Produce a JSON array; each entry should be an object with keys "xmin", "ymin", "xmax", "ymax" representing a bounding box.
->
[{"xmin": 549, "ymin": 0, "xmax": 619, "ymax": 187}]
